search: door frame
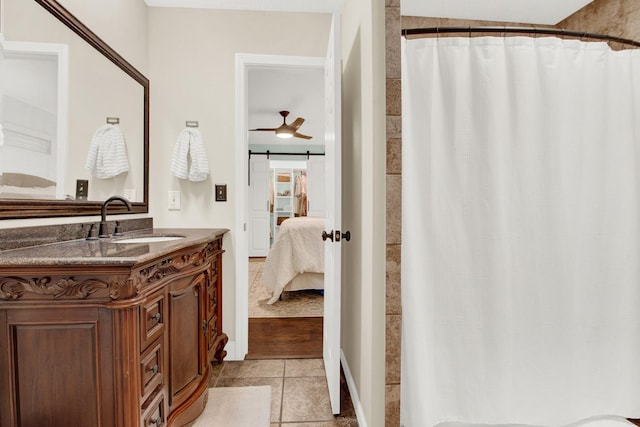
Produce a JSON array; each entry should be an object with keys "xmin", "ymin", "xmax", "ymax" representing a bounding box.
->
[{"xmin": 234, "ymin": 53, "xmax": 326, "ymax": 360}]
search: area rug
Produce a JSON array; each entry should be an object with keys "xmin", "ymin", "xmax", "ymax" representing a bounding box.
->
[
  {"xmin": 192, "ymin": 386, "xmax": 271, "ymax": 427},
  {"xmin": 249, "ymin": 258, "xmax": 323, "ymax": 318}
]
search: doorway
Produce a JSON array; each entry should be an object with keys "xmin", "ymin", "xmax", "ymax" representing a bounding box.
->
[
  {"xmin": 234, "ymin": 53, "xmax": 327, "ymax": 360},
  {"xmin": 235, "ymin": 14, "xmax": 341, "ymax": 413},
  {"xmin": 247, "ymin": 158, "xmax": 325, "ymax": 358}
]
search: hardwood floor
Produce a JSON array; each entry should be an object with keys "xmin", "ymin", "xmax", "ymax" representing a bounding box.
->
[{"xmin": 246, "ymin": 316, "xmax": 323, "ymax": 359}]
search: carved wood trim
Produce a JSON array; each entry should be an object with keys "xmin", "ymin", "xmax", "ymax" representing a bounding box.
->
[
  {"xmin": 213, "ymin": 333, "xmax": 229, "ymax": 364},
  {"xmin": 0, "ymin": 276, "xmax": 110, "ymax": 300},
  {"xmin": 137, "ymin": 242, "xmax": 220, "ymax": 285}
]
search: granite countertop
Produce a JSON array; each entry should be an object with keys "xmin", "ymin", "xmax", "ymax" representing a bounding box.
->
[{"xmin": 0, "ymin": 228, "xmax": 229, "ymax": 266}]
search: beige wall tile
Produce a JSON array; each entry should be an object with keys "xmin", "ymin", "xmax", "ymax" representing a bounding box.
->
[
  {"xmin": 386, "ymin": 244, "xmax": 401, "ymax": 315},
  {"xmin": 386, "ymin": 78, "xmax": 402, "ymax": 116},
  {"xmin": 386, "ymin": 314, "xmax": 401, "ymax": 384},
  {"xmin": 386, "ymin": 175, "xmax": 401, "ymax": 245},
  {"xmin": 385, "ymin": 384, "xmax": 401, "ymax": 427},
  {"xmin": 386, "ymin": 6, "xmax": 401, "ymax": 79},
  {"xmin": 386, "ymin": 116, "xmax": 402, "ymax": 139},
  {"xmin": 387, "ymin": 137, "xmax": 402, "ymax": 175}
]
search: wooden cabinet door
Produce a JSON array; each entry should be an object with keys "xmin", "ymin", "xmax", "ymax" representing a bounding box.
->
[
  {"xmin": 168, "ymin": 272, "xmax": 207, "ymax": 409},
  {"xmin": 0, "ymin": 307, "xmax": 117, "ymax": 427}
]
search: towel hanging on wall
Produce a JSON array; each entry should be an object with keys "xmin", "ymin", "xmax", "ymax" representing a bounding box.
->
[
  {"xmin": 85, "ymin": 124, "xmax": 129, "ymax": 179},
  {"xmin": 170, "ymin": 128, "xmax": 209, "ymax": 182}
]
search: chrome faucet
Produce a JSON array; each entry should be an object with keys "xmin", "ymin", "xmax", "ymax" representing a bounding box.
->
[{"xmin": 99, "ymin": 196, "xmax": 132, "ymax": 237}]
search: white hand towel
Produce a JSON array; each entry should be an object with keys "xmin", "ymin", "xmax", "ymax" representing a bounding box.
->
[
  {"xmin": 170, "ymin": 128, "xmax": 209, "ymax": 182},
  {"xmin": 0, "ymin": 123, "xmax": 4, "ymax": 147},
  {"xmin": 85, "ymin": 124, "xmax": 129, "ymax": 179}
]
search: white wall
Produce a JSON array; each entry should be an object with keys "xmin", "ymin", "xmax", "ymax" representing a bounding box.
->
[
  {"xmin": 59, "ymin": 0, "xmax": 149, "ymax": 74},
  {"xmin": 147, "ymin": 7, "xmax": 331, "ymax": 352},
  {"xmin": 341, "ymin": 0, "xmax": 387, "ymax": 425}
]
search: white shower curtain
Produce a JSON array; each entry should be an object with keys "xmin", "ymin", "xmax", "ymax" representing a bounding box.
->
[{"xmin": 401, "ymin": 36, "xmax": 640, "ymax": 427}]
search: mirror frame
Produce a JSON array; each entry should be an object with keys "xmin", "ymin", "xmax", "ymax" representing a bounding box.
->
[{"xmin": 0, "ymin": 0, "xmax": 149, "ymax": 219}]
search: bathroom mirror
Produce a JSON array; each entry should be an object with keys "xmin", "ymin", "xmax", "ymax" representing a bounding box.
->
[{"xmin": 0, "ymin": 0, "xmax": 149, "ymax": 219}]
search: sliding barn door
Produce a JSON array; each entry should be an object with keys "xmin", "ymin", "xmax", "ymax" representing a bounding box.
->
[{"xmin": 248, "ymin": 156, "xmax": 270, "ymax": 256}]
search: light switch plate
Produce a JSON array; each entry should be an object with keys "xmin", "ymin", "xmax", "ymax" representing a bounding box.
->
[
  {"xmin": 75, "ymin": 179, "xmax": 88, "ymax": 200},
  {"xmin": 215, "ymin": 184, "xmax": 227, "ymax": 202},
  {"xmin": 168, "ymin": 190, "xmax": 181, "ymax": 210}
]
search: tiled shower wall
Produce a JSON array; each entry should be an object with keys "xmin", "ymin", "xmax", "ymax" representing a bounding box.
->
[
  {"xmin": 384, "ymin": 0, "xmax": 639, "ymax": 425},
  {"xmin": 384, "ymin": 0, "xmax": 402, "ymax": 425}
]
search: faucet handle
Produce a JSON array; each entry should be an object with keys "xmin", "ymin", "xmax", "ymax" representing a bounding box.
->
[
  {"xmin": 86, "ymin": 223, "xmax": 99, "ymax": 241},
  {"xmin": 113, "ymin": 221, "xmax": 123, "ymax": 236}
]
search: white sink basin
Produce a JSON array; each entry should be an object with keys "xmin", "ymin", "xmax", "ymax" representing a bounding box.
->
[{"xmin": 114, "ymin": 235, "xmax": 185, "ymax": 244}]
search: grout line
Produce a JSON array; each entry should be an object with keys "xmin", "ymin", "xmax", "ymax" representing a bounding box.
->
[{"xmin": 279, "ymin": 360, "xmax": 286, "ymax": 423}]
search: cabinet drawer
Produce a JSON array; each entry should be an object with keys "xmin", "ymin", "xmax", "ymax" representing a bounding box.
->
[
  {"xmin": 142, "ymin": 390, "xmax": 166, "ymax": 427},
  {"xmin": 141, "ymin": 292, "xmax": 165, "ymax": 350},
  {"xmin": 140, "ymin": 338, "xmax": 165, "ymax": 402}
]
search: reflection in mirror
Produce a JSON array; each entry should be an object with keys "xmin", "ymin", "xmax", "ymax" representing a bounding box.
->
[
  {"xmin": 0, "ymin": 0, "xmax": 148, "ymax": 218},
  {"xmin": 1, "ymin": 40, "xmax": 68, "ymax": 200}
]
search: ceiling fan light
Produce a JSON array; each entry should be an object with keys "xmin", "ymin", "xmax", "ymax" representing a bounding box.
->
[{"xmin": 275, "ymin": 128, "xmax": 294, "ymax": 139}]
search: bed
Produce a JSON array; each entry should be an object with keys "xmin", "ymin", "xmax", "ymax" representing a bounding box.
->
[
  {"xmin": 0, "ymin": 173, "xmax": 57, "ymax": 199},
  {"xmin": 261, "ymin": 216, "xmax": 325, "ymax": 304}
]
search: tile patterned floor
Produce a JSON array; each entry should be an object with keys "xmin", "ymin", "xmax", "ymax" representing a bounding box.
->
[{"xmin": 211, "ymin": 358, "xmax": 358, "ymax": 426}]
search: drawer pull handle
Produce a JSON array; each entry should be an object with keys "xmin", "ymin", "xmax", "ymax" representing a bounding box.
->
[
  {"xmin": 149, "ymin": 364, "xmax": 159, "ymax": 374},
  {"xmin": 151, "ymin": 313, "xmax": 161, "ymax": 322}
]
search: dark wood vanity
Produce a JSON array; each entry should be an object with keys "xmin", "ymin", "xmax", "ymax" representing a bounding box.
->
[{"xmin": 0, "ymin": 228, "xmax": 228, "ymax": 427}]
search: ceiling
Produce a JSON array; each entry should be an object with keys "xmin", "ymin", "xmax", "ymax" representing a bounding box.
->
[
  {"xmin": 146, "ymin": 0, "xmax": 594, "ymax": 26},
  {"xmin": 146, "ymin": 0, "xmax": 595, "ymax": 148},
  {"xmin": 247, "ymin": 66, "xmax": 325, "ymax": 149},
  {"xmin": 402, "ymin": 0, "xmax": 594, "ymax": 26}
]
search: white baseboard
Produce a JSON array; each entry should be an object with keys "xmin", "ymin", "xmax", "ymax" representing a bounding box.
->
[
  {"xmin": 341, "ymin": 349, "xmax": 368, "ymax": 427},
  {"xmin": 223, "ymin": 341, "xmax": 243, "ymax": 361}
]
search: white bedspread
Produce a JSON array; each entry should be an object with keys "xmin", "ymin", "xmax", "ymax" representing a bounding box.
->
[{"xmin": 262, "ymin": 216, "xmax": 324, "ymax": 304}]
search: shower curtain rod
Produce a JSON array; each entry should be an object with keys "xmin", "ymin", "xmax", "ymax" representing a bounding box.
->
[{"xmin": 401, "ymin": 26, "xmax": 640, "ymax": 48}]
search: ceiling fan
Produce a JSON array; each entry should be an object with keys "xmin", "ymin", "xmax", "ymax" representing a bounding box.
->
[{"xmin": 249, "ymin": 110, "xmax": 312, "ymax": 140}]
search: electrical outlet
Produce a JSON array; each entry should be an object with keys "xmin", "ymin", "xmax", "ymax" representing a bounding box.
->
[
  {"xmin": 124, "ymin": 189, "xmax": 136, "ymax": 202},
  {"xmin": 168, "ymin": 190, "xmax": 181, "ymax": 210}
]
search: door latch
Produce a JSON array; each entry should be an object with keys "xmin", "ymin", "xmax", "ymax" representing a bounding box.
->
[
  {"xmin": 323, "ymin": 230, "xmax": 351, "ymax": 242},
  {"xmin": 322, "ymin": 230, "xmax": 334, "ymax": 241},
  {"xmin": 335, "ymin": 230, "xmax": 351, "ymax": 242}
]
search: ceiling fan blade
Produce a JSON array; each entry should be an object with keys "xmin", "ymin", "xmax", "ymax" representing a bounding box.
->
[
  {"xmin": 289, "ymin": 117, "xmax": 305, "ymax": 130},
  {"xmin": 249, "ymin": 128, "xmax": 278, "ymax": 132},
  {"xmin": 293, "ymin": 132, "xmax": 312, "ymax": 140}
]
